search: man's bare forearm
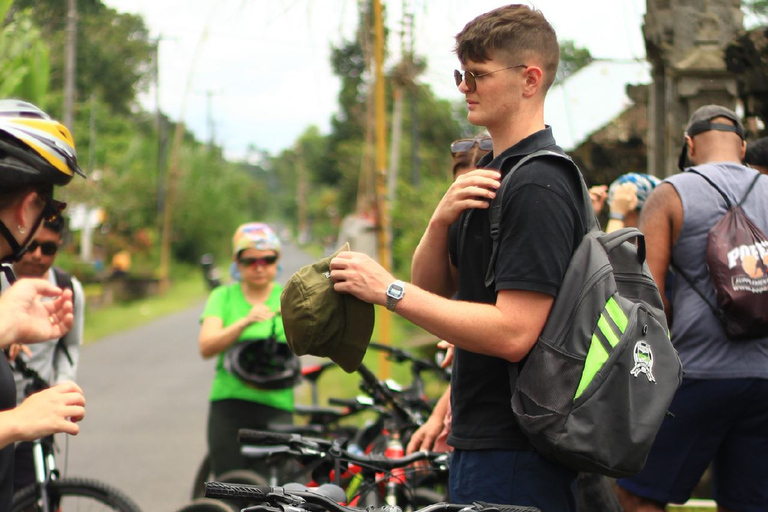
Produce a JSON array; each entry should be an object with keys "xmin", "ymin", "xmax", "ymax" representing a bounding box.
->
[{"xmin": 411, "ymin": 218, "xmax": 456, "ymax": 297}]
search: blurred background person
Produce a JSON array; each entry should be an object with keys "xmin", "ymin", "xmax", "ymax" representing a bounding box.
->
[
  {"xmin": 605, "ymin": 172, "xmax": 662, "ymax": 232},
  {"xmin": 744, "ymin": 135, "xmax": 768, "ymax": 175},
  {"xmin": 198, "ymin": 222, "xmax": 295, "ymax": 478}
]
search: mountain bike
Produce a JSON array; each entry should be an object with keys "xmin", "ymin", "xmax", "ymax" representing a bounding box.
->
[{"xmin": 10, "ymin": 358, "xmax": 143, "ymax": 512}]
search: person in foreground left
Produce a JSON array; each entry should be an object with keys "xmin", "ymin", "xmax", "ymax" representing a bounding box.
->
[{"xmin": 0, "ymin": 99, "xmax": 86, "ymax": 508}]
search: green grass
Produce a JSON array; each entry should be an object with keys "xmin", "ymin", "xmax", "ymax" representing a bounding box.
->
[{"xmin": 83, "ymin": 274, "xmax": 208, "ymax": 344}]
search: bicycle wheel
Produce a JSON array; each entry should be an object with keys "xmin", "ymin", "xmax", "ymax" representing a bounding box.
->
[
  {"xmin": 11, "ymin": 477, "xmax": 142, "ymax": 512},
  {"xmin": 173, "ymin": 498, "xmax": 233, "ymax": 512},
  {"xmin": 191, "ymin": 453, "xmax": 213, "ymax": 499}
]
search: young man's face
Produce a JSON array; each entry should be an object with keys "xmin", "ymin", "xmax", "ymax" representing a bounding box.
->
[
  {"xmin": 13, "ymin": 226, "xmax": 60, "ymax": 278},
  {"xmin": 458, "ymin": 53, "xmax": 525, "ymax": 129}
]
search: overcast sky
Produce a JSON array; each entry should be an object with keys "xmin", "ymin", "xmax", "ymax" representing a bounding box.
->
[{"xmin": 101, "ymin": 0, "xmax": 649, "ymax": 160}]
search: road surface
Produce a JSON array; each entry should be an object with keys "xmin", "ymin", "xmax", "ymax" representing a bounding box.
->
[{"xmin": 64, "ymin": 241, "xmax": 318, "ymax": 512}]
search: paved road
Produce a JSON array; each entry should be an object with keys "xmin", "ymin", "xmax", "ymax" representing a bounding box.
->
[{"xmin": 64, "ymin": 241, "xmax": 318, "ymax": 512}]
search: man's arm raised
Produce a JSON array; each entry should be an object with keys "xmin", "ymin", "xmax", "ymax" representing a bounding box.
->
[{"xmin": 411, "ymin": 169, "xmax": 500, "ymax": 297}]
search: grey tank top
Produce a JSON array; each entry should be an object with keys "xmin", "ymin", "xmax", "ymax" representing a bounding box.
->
[{"xmin": 666, "ymin": 163, "xmax": 768, "ymax": 379}]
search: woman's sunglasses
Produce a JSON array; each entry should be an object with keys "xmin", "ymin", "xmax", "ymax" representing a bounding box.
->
[
  {"xmin": 27, "ymin": 240, "xmax": 59, "ymax": 256},
  {"xmin": 238, "ymin": 255, "xmax": 278, "ymax": 267},
  {"xmin": 451, "ymin": 137, "xmax": 493, "ymax": 155}
]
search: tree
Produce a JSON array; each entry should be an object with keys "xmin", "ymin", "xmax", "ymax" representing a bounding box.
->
[
  {"xmin": 12, "ymin": 0, "xmax": 155, "ymax": 115},
  {"xmin": 557, "ymin": 40, "xmax": 593, "ymax": 82},
  {"xmin": 0, "ymin": 3, "xmax": 51, "ymax": 105}
]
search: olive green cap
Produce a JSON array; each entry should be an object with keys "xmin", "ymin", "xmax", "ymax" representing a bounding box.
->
[{"xmin": 280, "ymin": 243, "xmax": 374, "ymax": 373}]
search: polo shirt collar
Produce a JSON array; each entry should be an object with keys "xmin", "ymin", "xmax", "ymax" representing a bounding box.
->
[{"xmin": 476, "ymin": 126, "xmax": 557, "ymax": 173}]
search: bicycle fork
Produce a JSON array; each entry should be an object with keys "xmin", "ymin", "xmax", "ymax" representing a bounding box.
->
[{"xmin": 32, "ymin": 437, "xmax": 58, "ymax": 512}]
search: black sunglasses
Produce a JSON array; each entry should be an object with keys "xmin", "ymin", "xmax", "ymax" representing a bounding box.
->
[
  {"xmin": 238, "ymin": 255, "xmax": 278, "ymax": 267},
  {"xmin": 41, "ymin": 198, "xmax": 67, "ymax": 222},
  {"xmin": 453, "ymin": 64, "xmax": 527, "ymax": 93},
  {"xmin": 451, "ymin": 137, "xmax": 493, "ymax": 155},
  {"xmin": 27, "ymin": 240, "xmax": 59, "ymax": 256}
]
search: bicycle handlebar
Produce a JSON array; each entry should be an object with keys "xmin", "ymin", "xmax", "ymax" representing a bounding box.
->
[
  {"xmin": 238, "ymin": 429, "xmax": 449, "ymax": 471},
  {"xmin": 368, "ymin": 342, "xmax": 448, "ymax": 378},
  {"xmin": 204, "ymin": 481, "xmax": 540, "ymax": 512}
]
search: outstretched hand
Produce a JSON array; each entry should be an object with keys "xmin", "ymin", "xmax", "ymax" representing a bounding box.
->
[
  {"xmin": 431, "ymin": 169, "xmax": 501, "ymax": 227},
  {"xmin": 11, "ymin": 382, "xmax": 86, "ymax": 441},
  {"xmin": 0, "ymin": 278, "xmax": 74, "ymax": 349}
]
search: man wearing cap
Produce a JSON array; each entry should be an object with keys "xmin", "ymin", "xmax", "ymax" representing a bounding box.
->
[{"xmin": 615, "ymin": 105, "xmax": 768, "ymax": 511}]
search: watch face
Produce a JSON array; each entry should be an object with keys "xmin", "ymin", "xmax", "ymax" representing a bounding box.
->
[{"xmin": 388, "ymin": 283, "xmax": 405, "ymax": 299}]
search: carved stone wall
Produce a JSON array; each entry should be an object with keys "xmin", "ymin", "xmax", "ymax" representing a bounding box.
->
[{"xmin": 644, "ymin": 0, "xmax": 743, "ymax": 176}]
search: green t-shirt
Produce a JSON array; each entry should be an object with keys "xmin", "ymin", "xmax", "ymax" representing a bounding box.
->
[{"xmin": 201, "ymin": 282, "xmax": 293, "ymax": 411}]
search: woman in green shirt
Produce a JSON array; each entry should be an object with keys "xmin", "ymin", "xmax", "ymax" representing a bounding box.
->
[{"xmin": 199, "ymin": 223, "xmax": 294, "ymax": 477}]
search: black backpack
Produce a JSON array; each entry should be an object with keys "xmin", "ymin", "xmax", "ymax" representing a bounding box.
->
[
  {"xmin": 465, "ymin": 150, "xmax": 682, "ymax": 477},
  {"xmin": 672, "ymin": 170, "xmax": 768, "ymax": 340}
]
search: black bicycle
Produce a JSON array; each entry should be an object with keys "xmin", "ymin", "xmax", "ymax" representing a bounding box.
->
[
  {"xmin": 10, "ymin": 358, "xmax": 143, "ymax": 512},
  {"xmin": 203, "ymin": 480, "xmax": 540, "ymax": 512}
]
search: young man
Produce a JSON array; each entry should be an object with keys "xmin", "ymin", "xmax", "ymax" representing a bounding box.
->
[
  {"xmin": 1, "ymin": 214, "xmax": 84, "ymax": 492},
  {"xmin": 330, "ymin": 6, "xmax": 587, "ymax": 510},
  {"xmin": 616, "ymin": 105, "xmax": 768, "ymax": 512}
]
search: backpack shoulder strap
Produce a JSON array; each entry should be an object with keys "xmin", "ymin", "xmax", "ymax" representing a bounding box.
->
[
  {"xmin": 484, "ymin": 149, "xmax": 595, "ymax": 288},
  {"xmin": 738, "ymin": 172, "xmax": 763, "ymax": 207},
  {"xmin": 51, "ymin": 266, "xmax": 75, "ymax": 367}
]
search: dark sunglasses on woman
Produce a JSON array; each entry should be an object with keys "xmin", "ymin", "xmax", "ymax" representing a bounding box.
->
[{"xmin": 238, "ymin": 255, "xmax": 278, "ymax": 267}]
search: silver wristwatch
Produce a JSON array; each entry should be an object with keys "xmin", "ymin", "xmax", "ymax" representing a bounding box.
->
[{"xmin": 385, "ymin": 280, "xmax": 406, "ymax": 311}]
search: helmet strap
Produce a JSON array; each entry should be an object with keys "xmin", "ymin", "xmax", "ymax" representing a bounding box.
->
[{"xmin": 0, "ymin": 209, "xmax": 45, "ymax": 265}]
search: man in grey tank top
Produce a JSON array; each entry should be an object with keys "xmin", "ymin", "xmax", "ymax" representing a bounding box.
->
[{"xmin": 616, "ymin": 105, "xmax": 768, "ymax": 512}]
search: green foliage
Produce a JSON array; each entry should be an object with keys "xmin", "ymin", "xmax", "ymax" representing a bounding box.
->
[
  {"xmin": 0, "ymin": 8, "xmax": 51, "ymax": 105},
  {"xmin": 557, "ymin": 40, "xmax": 593, "ymax": 82},
  {"xmin": 744, "ymin": 0, "xmax": 768, "ymax": 18},
  {"xmin": 12, "ymin": 0, "xmax": 155, "ymax": 115}
]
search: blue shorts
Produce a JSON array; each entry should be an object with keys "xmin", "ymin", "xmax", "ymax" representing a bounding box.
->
[
  {"xmin": 617, "ymin": 378, "xmax": 768, "ymax": 512},
  {"xmin": 449, "ymin": 449, "xmax": 577, "ymax": 512}
]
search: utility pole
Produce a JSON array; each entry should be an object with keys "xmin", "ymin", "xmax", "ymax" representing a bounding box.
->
[
  {"xmin": 373, "ymin": 0, "xmax": 391, "ymax": 375},
  {"xmin": 63, "ymin": 0, "xmax": 77, "ymax": 130}
]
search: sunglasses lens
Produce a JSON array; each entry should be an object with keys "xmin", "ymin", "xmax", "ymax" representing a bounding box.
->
[
  {"xmin": 239, "ymin": 255, "xmax": 278, "ymax": 267},
  {"xmin": 26, "ymin": 241, "xmax": 57, "ymax": 256},
  {"xmin": 40, "ymin": 242, "xmax": 58, "ymax": 256},
  {"xmin": 450, "ymin": 140, "xmax": 472, "ymax": 153},
  {"xmin": 454, "ymin": 70, "xmax": 462, "ymax": 87},
  {"xmin": 479, "ymin": 138, "xmax": 493, "ymax": 151}
]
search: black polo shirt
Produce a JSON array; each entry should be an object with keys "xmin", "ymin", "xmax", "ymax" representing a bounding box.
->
[{"xmin": 447, "ymin": 127, "xmax": 587, "ymax": 450}]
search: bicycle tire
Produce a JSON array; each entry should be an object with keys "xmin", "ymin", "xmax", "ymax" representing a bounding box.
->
[
  {"xmin": 191, "ymin": 453, "xmax": 213, "ymax": 499},
  {"xmin": 173, "ymin": 497, "xmax": 233, "ymax": 512},
  {"xmin": 11, "ymin": 476, "xmax": 143, "ymax": 512}
]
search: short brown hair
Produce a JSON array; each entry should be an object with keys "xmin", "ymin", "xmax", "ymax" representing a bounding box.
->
[{"xmin": 455, "ymin": 4, "xmax": 560, "ymax": 92}]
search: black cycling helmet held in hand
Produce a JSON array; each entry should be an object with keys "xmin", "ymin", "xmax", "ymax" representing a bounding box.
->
[
  {"xmin": 0, "ymin": 100, "xmax": 86, "ymax": 268},
  {"xmin": 223, "ymin": 316, "xmax": 301, "ymax": 390},
  {"xmin": 224, "ymin": 338, "xmax": 301, "ymax": 390}
]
